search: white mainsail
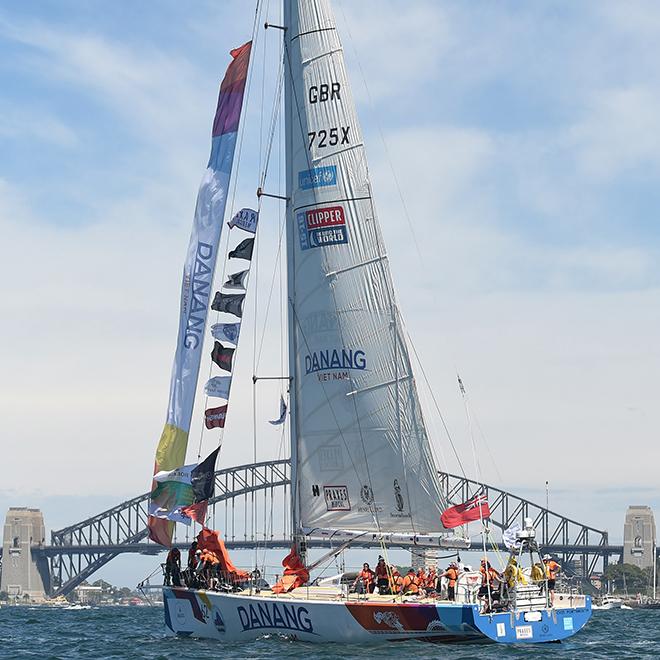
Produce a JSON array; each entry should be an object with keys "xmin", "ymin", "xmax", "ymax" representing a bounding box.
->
[{"xmin": 284, "ymin": 0, "xmax": 447, "ymax": 535}]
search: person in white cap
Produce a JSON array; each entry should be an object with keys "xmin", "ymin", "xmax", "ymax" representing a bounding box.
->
[{"xmin": 542, "ymin": 554, "xmax": 561, "ymax": 605}]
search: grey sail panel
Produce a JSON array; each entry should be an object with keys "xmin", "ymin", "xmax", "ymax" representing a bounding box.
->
[{"xmin": 285, "ymin": 0, "xmax": 447, "ymax": 533}]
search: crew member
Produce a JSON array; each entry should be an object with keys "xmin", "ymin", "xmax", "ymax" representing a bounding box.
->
[
  {"xmin": 543, "ymin": 554, "xmax": 561, "ymax": 605},
  {"xmin": 165, "ymin": 547, "xmax": 181, "ymax": 587},
  {"xmin": 440, "ymin": 562, "xmax": 459, "ymax": 601},
  {"xmin": 503, "ymin": 556, "xmax": 526, "ymax": 589},
  {"xmin": 478, "ymin": 559, "xmax": 501, "ymax": 610},
  {"xmin": 426, "ymin": 567, "xmax": 437, "ymax": 593},
  {"xmin": 352, "ymin": 562, "xmax": 376, "ymax": 594},
  {"xmin": 375, "ymin": 557, "xmax": 389, "ymax": 594},
  {"xmin": 530, "ymin": 562, "xmax": 545, "ymax": 583},
  {"xmin": 401, "ymin": 568, "xmax": 420, "ymax": 595},
  {"xmin": 187, "ymin": 541, "xmax": 198, "ymax": 570},
  {"xmin": 389, "ymin": 566, "xmax": 403, "ymax": 594}
]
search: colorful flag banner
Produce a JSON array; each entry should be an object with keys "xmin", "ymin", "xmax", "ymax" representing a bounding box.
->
[
  {"xmin": 502, "ymin": 522, "xmax": 522, "ymax": 550},
  {"xmin": 191, "ymin": 446, "xmax": 221, "ymax": 502},
  {"xmin": 211, "ymin": 322, "xmax": 241, "ymax": 344},
  {"xmin": 269, "ymin": 395, "xmax": 287, "ymax": 425},
  {"xmin": 148, "ymin": 461, "xmax": 196, "ymax": 525},
  {"xmin": 204, "ymin": 376, "xmax": 232, "ymax": 399},
  {"xmin": 440, "ymin": 494, "xmax": 491, "ymax": 529},
  {"xmin": 147, "ymin": 40, "xmax": 252, "ymax": 546},
  {"xmin": 180, "ymin": 447, "xmax": 221, "ymax": 526},
  {"xmin": 153, "ymin": 463, "xmax": 196, "ymax": 484},
  {"xmin": 180, "ymin": 501, "xmax": 208, "ymax": 525},
  {"xmin": 211, "ymin": 341, "xmax": 234, "ymax": 372},
  {"xmin": 228, "ymin": 237, "xmax": 254, "ymax": 260},
  {"xmin": 228, "ymin": 207, "xmax": 258, "ymax": 233},
  {"xmin": 211, "ymin": 292, "xmax": 245, "ymax": 317},
  {"xmin": 224, "ymin": 269, "xmax": 249, "ymax": 290},
  {"xmin": 204, "ymin": 404, "xmax": 228, "ymax": 429}
]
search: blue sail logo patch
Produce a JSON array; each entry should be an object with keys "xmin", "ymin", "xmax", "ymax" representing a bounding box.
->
[{"xmin": 298, "ymin": 165, "xmax": 337, "ymax": 190}]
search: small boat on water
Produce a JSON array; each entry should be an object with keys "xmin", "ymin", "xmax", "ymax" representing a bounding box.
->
[
  {"xmin": 145, "ymin": 0, "xmax": 592, "ymax": 645},
  {"xmin": 593, "ymin": 594, "xmax": 624, "ymax": 610}
]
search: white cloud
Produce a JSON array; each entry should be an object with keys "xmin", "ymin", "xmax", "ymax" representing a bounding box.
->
[
  {"xmin": 569, "ymin": 86, "xmax": 660, "ymax": 180},
  {"xmin": 0, "ymin": 104, "xmax": 79, "ymax": 147},
  {"xmin": 0, "ymin": 0, "xmax": 658, "ymax": 554}
]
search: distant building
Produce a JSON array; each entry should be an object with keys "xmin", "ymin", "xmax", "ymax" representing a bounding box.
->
[
  {"xmin": 623, "ymin": 505, "xmax": 656, "ymax": 571},
  {"xmin": 74, "ymin": 585, "xmax": 103, "ymax": 604},
  {"xmin": 1, "ymin": 508, "xmax": 50, "ymax": 600}
]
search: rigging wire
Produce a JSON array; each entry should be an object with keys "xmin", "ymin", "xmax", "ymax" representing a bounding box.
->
[
  {"xmin": 193, "ymin": 0, "xmax": 264, "ymax": 462},
  {"xmin": 407, "ymin": 334, "xmax": 468, "ymax": 479},
  {"xmin": 336, "ymin": 1, "xmax": 426, "ymax": 271}
]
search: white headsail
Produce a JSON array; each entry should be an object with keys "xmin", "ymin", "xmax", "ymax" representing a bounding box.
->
[{"xmin": 284, "ymin": 0, "xmax": 447, "ymax": 535}]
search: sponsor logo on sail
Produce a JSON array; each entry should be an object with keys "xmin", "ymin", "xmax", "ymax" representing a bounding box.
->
[
  {"xmin": 297, "ymin": 205, "xmax": 348, "ymax": 250},
  {"xmin": 299, "ymin": 311, "xmax": 339, "ymax": 336},
  {"xmin": 358, "ymin": 484, "xmax": 382, "ymax": 513},
  {"xmin": 304, "ymin": 348, "xmax": 366, "ymax": 382},
  {"xmin": 360, "ymin": 485, "xmax": 374, "ymax": 505},
  {"xmin": 183, "ymin": 241, "xmax": 214, "ymax": 349},
  {"xmin": 324, "ymin": 485, "xmax": 351, "ymax": 511},
  {"xmin": 318, "ymin": 445, "xmax": 344, "ymax": 471},
  {"xmin": 393, "ymin": 479, "xmax": 405, "ymax": 512},
  {"xmin": 298, "ymin": 165, "xmax": 337, "ymax": 190},
  {"xmin": 237, "ymin": 602, "xmax": 315, "ymax": 634}
]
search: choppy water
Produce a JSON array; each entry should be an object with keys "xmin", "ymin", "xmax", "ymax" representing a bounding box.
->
[{"xmin": 1, "ymin": 605, "xmax": 659, "ymax": 659}]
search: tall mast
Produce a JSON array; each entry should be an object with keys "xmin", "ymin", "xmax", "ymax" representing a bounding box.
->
[{"xmin": 283, "ymin": 0, "xmax": 300, "ymax": 543}]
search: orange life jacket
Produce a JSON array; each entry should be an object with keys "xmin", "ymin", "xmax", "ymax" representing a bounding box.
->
[
  {"xmin": 402, "ymin": 574, "xmax": 420, "ymax": 594},
  {"xmin": 358, "ymin": 569, "xmax": 374, "ymax": 587},
  {"xmin": 446, "ymin": 567, "xmax": 458, "ymax": 588},
  {"xmin": 426, "ymin": 571, "xmax": 437, "ymax": 588},
  {"xmin": 480, "ymin": 566, "xmax": 499, "ymax": 587},
  {"xmin": 545, "ymin": 560, "xmax": 559, "ymax": 580},
  {"xmin": 390, "ymin": 572, "xmax": 402, "ymax": 591}
]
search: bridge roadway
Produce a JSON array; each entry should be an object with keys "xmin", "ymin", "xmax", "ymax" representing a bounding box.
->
[{"xmin": 6, "ymin": 459, "xmax": 620, "ymax": 597}]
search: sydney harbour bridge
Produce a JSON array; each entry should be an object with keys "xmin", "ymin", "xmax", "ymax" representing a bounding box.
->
[{"xmin": 1, "ymin": 459, "xmax": 621, "ymax": 598}]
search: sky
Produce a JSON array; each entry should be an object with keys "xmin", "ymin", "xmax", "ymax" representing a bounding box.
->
[{"xmin": 1, "ymin": 0, "xmax": 659, "ymax": 587}]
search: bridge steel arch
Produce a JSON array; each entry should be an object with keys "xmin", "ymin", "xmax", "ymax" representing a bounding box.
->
[
  {"xmin": 46, "ymin": 460, "xmax": 290, "ymax": 598},
  {"xmin": 36, "ymin": 459, "xmax": 617, "ymax": 597}
]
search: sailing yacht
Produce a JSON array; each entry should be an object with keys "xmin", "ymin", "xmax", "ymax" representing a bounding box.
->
[{"xmin": 152, "ymin": 0, "xmax": 592, "ymax": 644}]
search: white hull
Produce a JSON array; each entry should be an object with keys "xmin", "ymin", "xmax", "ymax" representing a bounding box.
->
[{"xmin": 163, "ymin": 586, "xmax": 591, "ymax": 644}]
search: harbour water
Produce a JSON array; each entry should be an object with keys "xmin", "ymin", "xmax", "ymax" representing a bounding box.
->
[{"xmin": 1, "ymin": 606, "xmax": 658, "ymax": 659}]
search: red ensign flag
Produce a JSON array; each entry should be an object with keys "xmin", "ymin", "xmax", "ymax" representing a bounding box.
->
[{"xmin": 441, "ymin": 494, "xmax": 491, "ymax": 529}]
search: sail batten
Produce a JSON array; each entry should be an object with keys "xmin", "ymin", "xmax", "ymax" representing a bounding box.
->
[{"xmin": 284, "ymin": 0, "xmax": 446, "ymax": 535}]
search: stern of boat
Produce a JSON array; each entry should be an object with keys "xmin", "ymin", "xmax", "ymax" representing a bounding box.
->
[{"xmin": 470, "ymin": 595, "xmax": 592, "ymax": 643}]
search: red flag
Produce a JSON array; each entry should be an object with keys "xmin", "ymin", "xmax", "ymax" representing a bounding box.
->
[
  {"xmin": 205, "ymin": 405, "xmax": 228, "ymax": 429},
  {"xmin": 180, "ymin": 501, "xmax": 208, "ymax": 525},
  {"xmin": 441, "ymin": 494, "xmax": 491, "ymax": 529},
  {"xmin": 271, "ymin": 545, "xmax": 309, "ymax": 594}
]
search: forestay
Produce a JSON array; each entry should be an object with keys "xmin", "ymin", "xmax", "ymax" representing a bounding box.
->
[{"xmin": 284, "ymin": 0, "xmax": 447, "ymax": 534}]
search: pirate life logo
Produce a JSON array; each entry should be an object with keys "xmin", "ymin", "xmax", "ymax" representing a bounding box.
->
[
  {"xmin": 358, "ymin": 483, "xmax": 383, "ymax": 514},
  {"xmin": 390, "ymin": 479, "xmax": 410, "ymax": 518}
]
